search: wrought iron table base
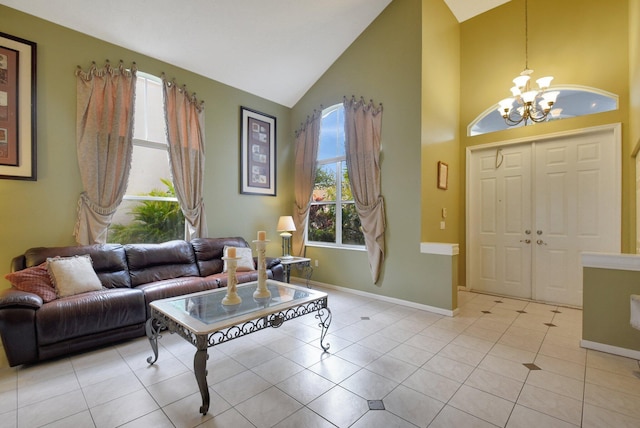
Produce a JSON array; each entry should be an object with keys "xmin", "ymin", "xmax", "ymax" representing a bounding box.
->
[
  {"xmin": 283, "ymin": 260, "xmax": 313, "ymax": 287},
  {"xmin": 146, "ymin": 303, "xmax": 331, "ymax": 414}
]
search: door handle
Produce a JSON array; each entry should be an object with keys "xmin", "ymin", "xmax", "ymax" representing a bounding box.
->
[
  {"xmin": 520, "ymin": 239, "xmax": 531, "ymax": 244},
  {"xmin": 536, "ymin": 239, "xmax": 547, "ymax": 245}
]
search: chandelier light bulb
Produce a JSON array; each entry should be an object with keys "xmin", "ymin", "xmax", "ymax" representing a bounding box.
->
[
  {"xmin": 536, "ymin": 76, "xmax": 554, "ymax": 90},
  {"xmin": 521, "ymin": 90, "xmax": 537, "ymax": 104},
  {"xmin": 513, "ymin": 75, "xmax": 530, "ymax": 89},
  {"xmin": 498, "ymin": 98, "xmax": 514, "ymax": 116},
  {"xmin": 542, "ymin": 90, "xmax": 559, "ymax": 105},
  {"xmin": 538, "ymin": 100, "xmax": 550, "ymax": 112}
]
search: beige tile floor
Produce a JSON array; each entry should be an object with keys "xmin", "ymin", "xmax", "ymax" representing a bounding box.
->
[{"xmin": 0, "ymin": 287, "xmax": 639, "ymax": 427}]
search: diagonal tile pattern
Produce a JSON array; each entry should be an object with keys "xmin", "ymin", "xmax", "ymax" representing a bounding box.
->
[{"xmin": 0, "ymin": 287, "xmax": 639, "ymax": 427}]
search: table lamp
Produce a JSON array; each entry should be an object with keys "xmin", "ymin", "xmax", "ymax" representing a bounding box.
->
[{"xmin": 277, "ymin": 215, "xmax": 296, "ymax": 259}]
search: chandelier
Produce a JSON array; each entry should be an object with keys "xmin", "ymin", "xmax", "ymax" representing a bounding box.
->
[{"xmin": 497, "ymin": 0, "xmax": 558, "ymax": 126}]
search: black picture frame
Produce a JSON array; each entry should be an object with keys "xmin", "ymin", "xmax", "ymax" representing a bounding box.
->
[
  {"xmin": 0, "ymin": 32, "xmax": 37, "ymax": 181},
  {"xmin": 240, "ymin": 106, "xmax": 276, "ymax": 196}
]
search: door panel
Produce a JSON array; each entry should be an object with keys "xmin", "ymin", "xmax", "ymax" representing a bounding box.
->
[
  {"xmin": 469, "ymin": 145, "xmax": 532, "ymax": 299},
  {"xmin": 468, "ymin": 127, "xmax": 620, "ymax": 307},
  {"xmin": 534, "ymin": 130, "xmax": 618, "ymax": 306}
]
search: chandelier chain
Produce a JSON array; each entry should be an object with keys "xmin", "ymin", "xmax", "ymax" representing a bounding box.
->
[
  {"xmin": 524, "ymin": 0, "xmax": 529, "ymax": 70},
  {"xmin": 497, "ymin": 0, "xmax": 557, "ymax": 127}
]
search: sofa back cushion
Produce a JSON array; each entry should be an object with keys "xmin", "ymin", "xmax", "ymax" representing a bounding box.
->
[
  {"xmin": 191, "ymin": 237, "xmax": 251, "ymax": 277},
  {"xmin": 125, "ymin": 240, "xmax": 199, "ymax": 286},
  {"xmin": 22, "ymin": 244, "xmax": 131, "ymax": 289}
]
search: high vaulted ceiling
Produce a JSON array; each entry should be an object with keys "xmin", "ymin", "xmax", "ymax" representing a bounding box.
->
[{"xmin": 0, "ymin": 0, "xmax": 509, "ymax": 107}]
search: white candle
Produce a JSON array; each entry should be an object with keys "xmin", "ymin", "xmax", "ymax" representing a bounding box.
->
[
  {"xmin": 258, "ymin": 230, "xmax": 266, "ymax": 241},
  {"xmin": 227, "ymin": 247, "xmax": 236, "ymax": 258}
]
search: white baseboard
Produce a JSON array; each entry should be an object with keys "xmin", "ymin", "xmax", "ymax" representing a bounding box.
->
[
  {"xmin": 292, "ymin": 276, "xmax": 458, "ymax": 317},
  {"xmin": 580, "ymin": 339, "xmax": 640, "ymax": 360}
]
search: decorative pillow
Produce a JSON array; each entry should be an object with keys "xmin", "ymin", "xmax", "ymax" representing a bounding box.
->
[
  {"xmin": 4, "ymin": 262, "xmax": 57, "ymax": 302},
  {"xmin": 223, "ymin": 246, "xmax": 255, "ymax": 272},
  {"xmin": 47, "ymin": 254, "xmax": 103, "ymax": 298}
]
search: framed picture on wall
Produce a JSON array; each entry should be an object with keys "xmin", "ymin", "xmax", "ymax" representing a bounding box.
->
[
  {"xmin": 437, "ymin": 161, "xmax": 448, "ymax": 190},
  {"xmin": 240, "ymin": 107, "xmax": 276, "ymax": 196},
  {"xmin": 0, "ymin": 32, "xmax": 37, "ymax": 180}
]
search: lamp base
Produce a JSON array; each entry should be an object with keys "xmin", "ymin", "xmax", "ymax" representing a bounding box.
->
[{"xmin": 280, "ymin": 234, "xmax": 293, "ymax": 260}]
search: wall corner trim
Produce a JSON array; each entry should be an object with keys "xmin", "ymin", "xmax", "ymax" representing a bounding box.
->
[
  {"xmin": 420, "ymin": 242, "xmax": 459, "ymax": 256},
  {"xmin": 582, "ymin": 252, "xmax": 640, "ymax": 271}
]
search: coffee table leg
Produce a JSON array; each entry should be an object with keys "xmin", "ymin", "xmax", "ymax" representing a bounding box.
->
[
  {"xmin": 145, "ymin": 318, "xmax": 160, "ymax": 365},
  {"xmin": 316, "ymin": 307, "xmax": 332, "ymax": 352},
  {"xmin": 194, "ymin": 348, "xmax": 210, "ymax": 414}
]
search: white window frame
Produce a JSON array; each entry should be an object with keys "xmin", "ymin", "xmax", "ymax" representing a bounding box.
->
[
  {"xmin": 306, "ymin": 104, "xmax": 365, "ymax": 251},
  {"xmin": 108, "ymin": 72, "xmax": 185, "ymax": 242},
  {"xmin": 123, "ymin": 72, "xmax": 179, "ymax": 207}
]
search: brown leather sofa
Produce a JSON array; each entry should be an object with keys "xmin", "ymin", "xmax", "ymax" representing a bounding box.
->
[{"xmin": 0, "ymin": 237, "xmax": 283, "ymax": 366}]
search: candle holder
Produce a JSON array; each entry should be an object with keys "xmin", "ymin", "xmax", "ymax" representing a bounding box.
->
[
  {"xmin": 252, "ymin": 238, "xmax": 271, "ymax": 301},
  {"xmin": 221, "ymin": 256, "xmax": 242, "ymax": 306}
]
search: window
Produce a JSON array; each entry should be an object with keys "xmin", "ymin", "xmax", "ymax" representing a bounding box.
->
[
  {"xmin": 468, "ymin": 85, "xmax": 618, "ymax": 136},
  {"xmin": 107, "ymin": 72, "xmax": 185, "ymax": 244},
  {"xmin": 307, "ymin": 104, "xmax": 364, "ymax": 248}
]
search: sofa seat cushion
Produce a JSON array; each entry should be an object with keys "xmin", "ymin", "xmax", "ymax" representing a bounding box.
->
[
  {"xmin": 36, "ymin": 288, "xmax": 145, "ymax": 346},
  {"xmin": 136, "ymin": 276, "xmax": 220, "ymax": 316}
]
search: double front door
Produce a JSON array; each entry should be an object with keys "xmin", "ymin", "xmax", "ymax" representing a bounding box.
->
[{"xmin": 467, "ymin": 127, "xmax": 620, "ymax": 307}]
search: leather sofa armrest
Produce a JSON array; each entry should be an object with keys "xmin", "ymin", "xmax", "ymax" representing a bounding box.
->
[
  {"xmin": 265, "ymin": 257, "xmax": 281, "ymax": 269},
  {"xmin": 0, "ymin": 288, "xmax": 43, "ymax": 309}
]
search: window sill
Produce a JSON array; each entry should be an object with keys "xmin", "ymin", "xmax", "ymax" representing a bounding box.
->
[{"xmin": 305, "ymin": 242, "xmax": 367, "ymax": 252}]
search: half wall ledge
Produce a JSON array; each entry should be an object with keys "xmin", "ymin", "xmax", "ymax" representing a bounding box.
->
[
  {"xmin": 420, "ymin": 242, "xmax": 459, "ymax": 256},
  {"xmin": 581, "ymin": 252, "xmax": 640, "ymax": 360}
]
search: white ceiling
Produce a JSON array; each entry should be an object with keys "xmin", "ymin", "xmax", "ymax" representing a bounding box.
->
[{"xmin": 0, "ymin": 0, "xmax": 509, "ymax": 107}]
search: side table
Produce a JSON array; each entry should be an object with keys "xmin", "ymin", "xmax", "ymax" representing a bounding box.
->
[{"xmin": 280, "ymin": 257, "xmax": 313, "ymax": 287}]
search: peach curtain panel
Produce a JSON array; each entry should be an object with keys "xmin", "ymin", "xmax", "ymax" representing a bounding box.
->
[
  {"xmin": 74, "ymin": 61, "xmax": 136, "ymax": 245},
  {"xmin": 162, "ymin": 76, "xmax": 208, "ymax": 240},
  {"xmin": 343, "ymin": 96, "xmax": 385, "ymax": 283},
  {"xmin": 292, "ymin": 110, "xmax": 321, "ymax": 257}
]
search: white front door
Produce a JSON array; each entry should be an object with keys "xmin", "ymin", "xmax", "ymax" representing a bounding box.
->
[
  {"xmin": 467, "ymin": 126, "xmax": 620, "ymax": 306},
  {"xmin": 468, "ymin": 143, "xmax": 533, "ymax": 299},
  {"xmin": 533, "ymin": 129, "xmax": 619, "ymax": 306}
]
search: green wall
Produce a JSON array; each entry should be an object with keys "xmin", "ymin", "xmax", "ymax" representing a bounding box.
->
[
  {"xmin": 0, "ymin": 6, "xmax": 292, "ymax": 287},
  {"xmin": 291, "ymin": 0, "xmax": 459, "ymax": 310},
  {"xmin": 583, "ymin": 267, "xmax": 640, "ymax": 352},
  {"xmin": 459, "ymin": 0, "xmax": 632, "ymax": 287}
]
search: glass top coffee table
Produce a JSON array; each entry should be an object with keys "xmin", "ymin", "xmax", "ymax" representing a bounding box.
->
[{"xmin": 145, "ymin": 279, "xmax": 331, "ymax": 414}]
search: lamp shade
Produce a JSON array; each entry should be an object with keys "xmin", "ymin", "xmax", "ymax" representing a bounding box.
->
[{"xmin": 277, "ymin": 216, "xmax": 296, "ymax": 232}]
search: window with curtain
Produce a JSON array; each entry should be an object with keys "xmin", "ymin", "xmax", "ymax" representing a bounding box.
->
[
  {"xmin": 306, "ymin": 104, "xmax": 364, "ymax": 248},
  {"xmin": 107, "ymin": 72, "xmax": 185, "ymax": 243}
]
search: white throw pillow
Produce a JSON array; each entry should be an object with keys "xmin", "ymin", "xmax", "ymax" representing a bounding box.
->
[
  {"xmin": 47, "ymin": 254, "xmax": 104, "ymax": 298},
  {"xmin": 223, "ymin": 246, "xmax": 255, "ymax": 272}
]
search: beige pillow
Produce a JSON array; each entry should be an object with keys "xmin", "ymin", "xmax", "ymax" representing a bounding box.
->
[
  {"xmin": 47, "ymin": 255, "xmax": 103, "ymax": 298},
  {"xmin": 223, "ymin": 246, "xmax": 255, "ymax": 272}
]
